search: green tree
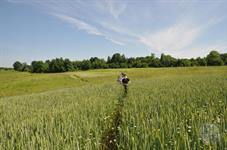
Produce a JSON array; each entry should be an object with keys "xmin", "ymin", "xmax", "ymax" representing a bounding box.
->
[
  {"xmin": 127, "ymin": 57, "xmax": 135, "ymax": 68},
  {"xmin": 160, "ymin": 54, "xmax": 177, "ymax": 67},
  {"xmin": 31, "ymin": 61, "xmax": 48, "ymax": 73},
  {"xmin": 72, "ymin": 61, "xmax": 81, "ymax": 70},
  {"xmin": 206, "ymin": 51, "xmax": 224, "ymax": 66},
  {"xmin": 220, "ymin": 53, "xmax": 227, "ymax": 65},
  {"xmin": 90, "ymin": 57, "xmax": 107, "ymax": 69},
  {"xmin": 190, "ymin": 58, "xmax": 199, "ymax": 66},
  {"xmin": 21, "ymin": 63, "xmax": 31, "ymax": 72},
  {"xmin": 49, "ymin": 58, "xmax": 66, "ymax": 72},
  {"xmin": 108, "ymin": 53, "xmax": 127, "ymax": 68},
  {"xmin": 177, "ymin": 59, "xmax": 191, "ymax": 67},
  {"xmin": 45, "ymin": 60, "xmax": 51, "ymax": 72},
  {"xmin": 144, "ymin": 54, "xmax": 161, "ymax": 67},
  {"xmin": 149, "ymin": 58, "xmax": 161, "ymax": 67},
  {"xmin": 13, "ymin": 61, "xmax": 23, "ymax": 71},
  {"xmin": 107, "ymin": 56, "xmax": 111, "ymax": 64},
  {"xmin": 80, "ymin": 60, "xmax": 92, "ymax": 70},
  {"xmin": 131, "ymin": 59, "xmax": 148, "ymax": 68},
  {"xmin": 120, "ymin": 63, "xmax": 128, "ymax": 68},
  {"xmin": 64, "ymin": 59, "xmax": 74, "ymax": 71},
  {"xmin": 196, "ymin": 57, "xmax": 207, "ymax": 66}
]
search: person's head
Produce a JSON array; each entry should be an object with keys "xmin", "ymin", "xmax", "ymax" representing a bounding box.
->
[{"xmin": 121, "ymin": 72, "xmax": 126, "ymax": 77}]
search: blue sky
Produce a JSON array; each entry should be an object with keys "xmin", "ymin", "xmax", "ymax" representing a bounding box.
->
[{"xmin": 0, "ymin": 0, "xmax": 227, "ymax": 67}]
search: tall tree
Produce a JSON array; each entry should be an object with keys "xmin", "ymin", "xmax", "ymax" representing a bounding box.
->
[
  {"xmin": 49, "ymin": 58, "xmax": 66, "ymax": 72},
  {"xmin": 21, "ymin": 63, "xmax": 31, "ymax": 72},
  {"xmin": 177, "ymin": 59, "xmax": 191, "ymax": 67},
  {"xmin": 160, "ymin": 54, "xmax": 177, "ymax": 67},
  {"xmin": 220, "ymin": 53, "xmax": 227, "ymax": 65},
  {"xmin": 206, "ymin": 51, "xmax": 224, "ymax": 66},
  {"xmin": 196, "ymin": 57, "xmax": 207, "ymax": 66},
  {"xmin": 90, "ymin": 57, "xmax": 107, "ymax": 69},
  {"xmin": 80, "ymin": 60, "xmax": 92, "ymax": 70},
  {"xmin": 64, "ymin": 59, "xmax": 74, "ymax": 71},
  {"xmin": 31, "ymin": 61, "xmax": 48, "ymax": 73},
  {"xmin": 13, "ymin": 61, "xmax": 23, "ymax": 71}
]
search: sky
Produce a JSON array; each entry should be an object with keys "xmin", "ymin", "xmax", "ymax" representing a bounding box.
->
[{"xmin": 0, "ymin": 0, "xmax": 227, "ymax": 67}]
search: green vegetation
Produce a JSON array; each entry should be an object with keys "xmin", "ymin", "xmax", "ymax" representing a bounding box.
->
[
  {"xmin": 13, "ymin": 51, "xmax": 227, "ymax": 73},
  {"xmin": 0, "ymin": 71, "xmax": 84, "ymax": 98},
  {"xmin": 0, "ymin": 67, "xmax": 226, "ymax": 149},
  {"xmin": 120, "ymin": 70, "xmax": 227, "ymax": 149},
  {"xmin": 0, "ymin": 84, "xmax": 118, "ymax": 149}
]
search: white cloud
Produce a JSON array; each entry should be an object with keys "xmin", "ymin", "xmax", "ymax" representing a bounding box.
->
[
  {"xmin": 100, "ymin": 22, "xmax": 126, "ymax": 34},
  {"xmin": 5, "ymin": 0, "xmax": 227, "ymax": 56},
  {"xmin": 6, "ymin": 0, "xmax": 128, "ymax": 46},
  {"xmin": 53, "ymin": 13, "xmax": 104, "ymax": 36},
  {"xmin": 172, "ymin": 44, "xmax": 227, "ymax": 58},
  {"xmin": 52, "ymin": 13, "xmax": 125, "ymax": 46},
  {"xmin": 139, "ymin": 15, "xmax": 226, "ymax": 56},
  {"xmin": 104, "ymin": 37, "xmax": 125, "ymax": 46},
  {"xmin": 104, "ymin": 0, "xmax": 127, "ymax": 19},
  {"xmin": 139, "ymin": 21, "xmax": 201, "ymax": 53},
  {"xmin": 99, "ymin": 21, "xmax": 138, "ymax": 38}
]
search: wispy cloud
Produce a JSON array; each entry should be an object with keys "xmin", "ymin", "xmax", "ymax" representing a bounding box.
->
[
  {"xmin": 6, "ymin": 0, "xmax": 128, "ymax": 45},
  {"xmin": 175, "ymin": 43, "xmax": 227, "ymax": 58},
  {"xmin": 139, "ymin": 21, "xmax": 201, "ymax": 53},
  {"xmin": 103, "ymin": 0, "xmax": 127, "ymax": 19},
  {"xmin": 4, "ymin": 0, "xmax": 227, "ymax": 56},
  {"xmin": 44, "ymin": 0, "xmax": 130, "ymax": 46},
  {"xmin": 139, "ymin": 15, "xmax": 226, "ymax": 55},
  {"xmin": 99, "ymin": 21, "xmax": 137, "ymax": 38},
  {"xmin": 104, "ymin": 37, "xmax": 125, "ymax": 46},
  {"xmin": 52, "ymin": 13, "xmax": 125, "ymax": 45},
  {"xmin": 53, "ymin": 13, "xmax": 104, "ymax": 36}
]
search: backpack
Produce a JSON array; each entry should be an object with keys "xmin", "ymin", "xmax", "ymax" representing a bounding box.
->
[{"xmin": 122, "ymin": 78, "xmax": 130, "ymax": 84}]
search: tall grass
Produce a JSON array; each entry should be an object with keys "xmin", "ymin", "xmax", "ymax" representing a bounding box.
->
[
  {"xmin": 0, "ymin": 83, "xmax": 120, "ymax": 149},
  {"xmin": 0, "ymin": 67, "xmax": 226, "ymax": 149},
  {"xmin": 119, "ymin": 74, "xmax": 227, "ymax": 149}
]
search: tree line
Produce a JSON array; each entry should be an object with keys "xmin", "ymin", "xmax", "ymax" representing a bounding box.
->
[
  {"xmin": 13, "ymin": 50, "xmax": 227, "ymax": 73},
  {"xmin": 0, "ymin": 67, "xmax": 13, "ymax": 71}
]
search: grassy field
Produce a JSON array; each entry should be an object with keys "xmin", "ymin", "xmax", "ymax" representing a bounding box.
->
[{"xmin": 0, "ymin": 67, "xmax": 226, "ymax": 149}]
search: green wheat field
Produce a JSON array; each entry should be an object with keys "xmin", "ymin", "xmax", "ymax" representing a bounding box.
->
[{"xmin": 0, "ymin": 67, "xmax": 226, "ymax": 149}]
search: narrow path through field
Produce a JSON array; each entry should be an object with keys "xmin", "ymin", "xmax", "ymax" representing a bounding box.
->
[
  {"xmin": 69, "ymin": 74, "xmax": 89, "ymax": 83},
  {"xmin": 100, "ymin": 90, "xmax": 127, "ymax": 150}
]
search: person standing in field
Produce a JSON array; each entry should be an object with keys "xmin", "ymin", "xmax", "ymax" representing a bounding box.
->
[{"xmin": 118, "ymin": 72, "xmax": 130, "ymax": 93}]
